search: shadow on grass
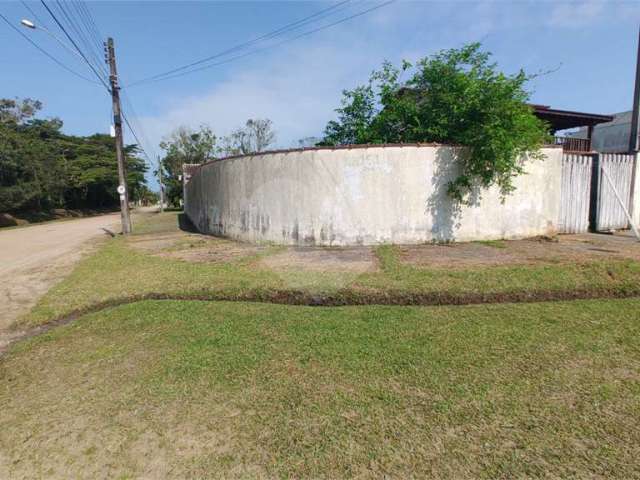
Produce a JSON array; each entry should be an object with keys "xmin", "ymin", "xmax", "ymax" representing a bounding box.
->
[{"xmin": 178, "ymin": 213, "xmax": 199, "ymax": 233}]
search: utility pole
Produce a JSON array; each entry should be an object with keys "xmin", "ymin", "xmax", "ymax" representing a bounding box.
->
[
  {"xmin": 158, "ymin": 156, "xmax": 165, "ymax": 213},
  {"xmin": 105, "ymin": 37, "xmax": 132, "ymax": 234},
  {"xmin": 629, "ymin": 26, "xmax": 640, "ymax": 153}
]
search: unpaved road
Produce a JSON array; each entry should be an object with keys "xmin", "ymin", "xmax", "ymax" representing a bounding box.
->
[{"xmin": 0, "ymin": 213, "xmax": 120, "ymax": 339}]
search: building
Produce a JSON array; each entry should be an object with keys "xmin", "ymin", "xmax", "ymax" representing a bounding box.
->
[{"xmin": 530, "ymin": 104, "xmax": 613, "ymax": 152}]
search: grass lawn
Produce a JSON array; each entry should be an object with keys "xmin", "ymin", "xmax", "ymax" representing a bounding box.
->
[
  {"xmin": 19, "ymin": 211, "xmax": 640, "ymax": 327},
  {"xmin": 1, "ymin": 299, "xmax": 639, "ymax": 478}
]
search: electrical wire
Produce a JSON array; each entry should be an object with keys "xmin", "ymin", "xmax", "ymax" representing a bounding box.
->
[
  {"xmin": 121, "ymin": 110, "xmax": 154, "ymax": 166},
  {"xmin": 69, "ymin": 0, "xmax": 109, "ymax": 77},
  {"xmin": 15, "ymin": 3, "xmax": 155, "ymax": 180},
  {"xmin": 73, "ymin": 0, "xmax": 104, "ymax": 51},
  {"xmin": 20, "ymin": 0, "xmax": 47, "ymax": 27},
  {"xmin": 0, "ymin": 10, "xmax": 100, "ymax": 84},
  {"xmin": 119, "ymin": 72, "xmax": 158, "ymax": 165},
  {"xmin": 53, "ymin": 0, "xmax": 109, "ymax": 80},
  {"xmin": 126, "ymin": 0, "xmax": 396, "ymax": 87},
  {"xmin": 39, "ymin": 0, "xmax": 111, "ymax": 91},
  {"xmin": 125, "ymin": 0, "xmax": 356, "ymax": 88}
]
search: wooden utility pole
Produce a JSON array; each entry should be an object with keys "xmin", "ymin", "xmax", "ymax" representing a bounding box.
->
[
  {"xmin": 629, "ymin": 26, "xmax": 640, "ymax": 153},
  {"xmin": 158, "ymin": 156, "xmax": 165, "ymax": 212},
  {"xmin": 105, "ymin": 37, "xmax": 132, "ymax": 234}
]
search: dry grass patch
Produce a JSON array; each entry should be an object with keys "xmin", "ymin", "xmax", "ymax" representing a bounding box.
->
[
  {"xmin": 400, "ymin": 232, "xmax": 640, "ymax": 269},
  {"xmin": 129, "ymin": 232, "xmax": 269, "ymax": 264},
  {"xmin": 261, "ymin": 246, "xmax": 378, "ymax": 273},
  {"xmin": 17, "ymin": 211, "xmax": 640, "ymax": 328}
]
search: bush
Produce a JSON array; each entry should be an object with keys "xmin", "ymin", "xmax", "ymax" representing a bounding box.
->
[{"xmin": 320, "ymin": 43, "xmax": 550, "ymax": 202}]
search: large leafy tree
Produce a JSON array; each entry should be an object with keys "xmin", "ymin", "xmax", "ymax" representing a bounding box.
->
[
  {"xmin": 0, "ymin": 98, "xmax": 147, "ymax": 213},
  {"xmin": 320, "ymin": 43, "xmax": 550, "ymax": 201},
  {"xmin": 159, "ymin": 125, "xmax": 217, "ymax": 207}
]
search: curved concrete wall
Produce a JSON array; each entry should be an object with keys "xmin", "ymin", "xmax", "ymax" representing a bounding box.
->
[{"xmin": 184, "ymin": 145, "xmax": 562, "ymax": 245}]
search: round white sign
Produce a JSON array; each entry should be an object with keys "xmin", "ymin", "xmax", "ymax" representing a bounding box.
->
[{"xmin": 117, "ymin": 185, "xmax": 126, "ymax": 195}]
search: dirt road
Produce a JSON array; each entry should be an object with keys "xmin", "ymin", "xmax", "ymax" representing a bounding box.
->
[{"xmin": 0, "ymin": 213, "xmax": 120, "ymax": 338}]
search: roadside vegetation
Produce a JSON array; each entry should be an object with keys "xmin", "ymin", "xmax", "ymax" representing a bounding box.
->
[
  {"xmin": 320, "ymin": 43, "xmax": 550, "ymax": 201},
  {"xmin": 2, "ymin": 298, "xmax": 639, "ymax": 478},
  {"xmin": 159, "ymin": 118, "xmax": 276, "ymax": 206},
  {"xmin": 20, "ymin": 210, "xmax": 640, "ymax": 327},
  {"xmin": 3, "ymin": 211, "xmax": 640, "ymax": 477},
  {"xmin": 0, "ymin": 98, "xmax": 152, "ymax": 224}
]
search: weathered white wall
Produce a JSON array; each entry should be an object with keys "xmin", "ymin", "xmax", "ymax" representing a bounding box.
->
[{"xmin": 184, "ymin": 145, "xmax": 562, "ymax": 245}]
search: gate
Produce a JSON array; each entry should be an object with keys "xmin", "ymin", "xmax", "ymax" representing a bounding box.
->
[
  {"xmin": 591, "ymin": 153, "xmax": 636, "ymax": 232},
  {"xmin": 558, "ymin": 152, "xmax": 637, "ymax": 234},
  {"xmin": 558, "ymin": 153, "xmax": 594, "ymax": 233}
]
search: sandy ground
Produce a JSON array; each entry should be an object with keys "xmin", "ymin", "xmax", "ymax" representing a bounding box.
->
[
  {"xmin": 399, "ymin": 231, "xmax": 640, "ymax": 268},
  {"xmin": 0, "ymin": 213, "xmax": 120, "ymax": 346}
]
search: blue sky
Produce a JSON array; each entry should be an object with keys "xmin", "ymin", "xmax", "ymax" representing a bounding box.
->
[{"xmin": 2, "ymin": 0, "xmax": 640, "ymax": 182}]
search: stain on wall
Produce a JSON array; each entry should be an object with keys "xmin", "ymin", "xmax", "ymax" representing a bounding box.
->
[{"xmin": 184, "ymin": 145, "xmax": 562, "ymax": 245}]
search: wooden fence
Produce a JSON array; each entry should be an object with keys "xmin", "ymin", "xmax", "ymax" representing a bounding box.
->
[
  {"xmin": 558, "ymin": 153, "xmax": 594, "ymax": 233},
  {"xmin": 554, "ymin": 136, "xmax": 592, "ymax": 153},
  {"xmin": 558, "ymin": 152, "xmax": 637, "ymax": 234},
  {"xmin": 592, "ymin": 153, "xmax": 636, "ymax": 231}
]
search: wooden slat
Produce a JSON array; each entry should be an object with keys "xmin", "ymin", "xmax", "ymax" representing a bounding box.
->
[
  {"xmin": 559, "ymin": 153, "xmax": 593, "ymax": 233},
  {"xmin": 595, "ymin": 153, "xmax": 635, "ymax": 231}
]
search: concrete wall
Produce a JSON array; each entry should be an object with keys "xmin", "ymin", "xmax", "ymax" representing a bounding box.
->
[
  {"xmin": 589, "ymin": 111, "xmax": 632, "ymax": 153},
  {"xmin": 184, "ymin": 145, "xmax": 563, "ymax": 245}
]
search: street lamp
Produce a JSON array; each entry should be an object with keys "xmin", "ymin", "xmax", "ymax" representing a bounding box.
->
[{"xmin": 20, "ymin": 18, "xmax": 84, "ymax": 62}]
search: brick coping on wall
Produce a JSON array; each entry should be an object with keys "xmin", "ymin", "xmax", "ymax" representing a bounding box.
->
[{"xmin": 193, "ymin": 142, "xmax": 562, "ymax": 170}]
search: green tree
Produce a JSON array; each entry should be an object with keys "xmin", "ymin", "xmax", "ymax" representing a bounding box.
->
[
  {"xmin": 320, "ymin": 84, "xmax": 376, "ymax": 146},
  {"xmin": 0, "ymin": 98, "xmax": 147, "ymax": 213},
  {"xmin": 159, "ymin": 125, "xmax": 217, "ymax": 207},
  {"xmin": 321, "ymin": 43, "xmax": 550, "ymax": 201}
]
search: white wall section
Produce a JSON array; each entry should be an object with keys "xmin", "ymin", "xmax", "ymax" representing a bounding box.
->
[{"xmin": 184, "ymin": 145, "xmax": 563, "ymax": 245}]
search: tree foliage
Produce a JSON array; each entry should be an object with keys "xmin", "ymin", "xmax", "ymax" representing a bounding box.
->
[
  {"xmin": 159, "ymin": 119, "xmax": 276, "ymax": 207},
  {"xmin": 221, "ymin": 118, "xmax": 276, "ymax": 156},
  {"xmin": 0, "ymin": 98, "xmax": 147, "ymax": 213},
  {"xmin": 159, "ymin": 125, "xmax": 218, "ymax": 207},
  {"xmin": 320, "ymin": 43, "xmax": 550, "ymax": 201}
]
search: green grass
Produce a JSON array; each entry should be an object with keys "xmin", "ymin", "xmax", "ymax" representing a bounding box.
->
[
  {"xmin": 366, "ymin": 244, "xmax": 640, "ymax": 296},
  {"xmin": 20, "ymin": 212, "xmax": 640, "ymax": 327},
  {"xmin": 2, "ymin": 299, "xmax": 639, "ymax": 478}
]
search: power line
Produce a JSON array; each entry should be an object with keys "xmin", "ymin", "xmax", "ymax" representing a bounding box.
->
[
  {"xmin": 60, "ymin": 1, "xmax": 107, "ymax": 74},
  {"xmin": 118, "ymin": 70, "xmax": 159, "ymax": 165},
  {"xmin": 20, "ymin": 0, "xmax": 46, "ymax": 27},
  {"xmin": 126, "ymin": 0, "xmax": 396, "ymax": 87},
  {"xmin": 39, "ymin": 0, "xmax": 110, "ymax": 91},
  {"xmin": 70, "ymin": 0, "xmax": 109, "ymax": 76},
  {"xmin": 53, "ymin": 0, "xmax": 108, "ymax": 80},
  {"xmin": 0, "ymin": 10, "xmax": 99, "ymax": 84},
  {"xmin": 121, "ymin": 110, "xmax": 154, "ymax": 165},
  {"xmin": 73, "ymin": 0, "xmax": 104, "ymax": 48},
  {"xmin": 125, "ymin": 0, "xmax": 356, "ymax": 88}
]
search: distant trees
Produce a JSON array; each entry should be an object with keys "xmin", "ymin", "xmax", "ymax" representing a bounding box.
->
[
  {"xmin": 220, "ymin": 118, "xmax": 276, "ymax": 156},
  {"xmin": 0, "ymin": 98, "xmax": 147, "ymax": 213},
  {"xmin": 159, "ymin": 125, "xmax": 217, "ymax": 207},
  {"xmin": 320, "ymin": 43, "xmax": 550, "ymax": 201},
  {"xmin": 160, "ymin": 118, "xmax": 277, "ymax": 207}
]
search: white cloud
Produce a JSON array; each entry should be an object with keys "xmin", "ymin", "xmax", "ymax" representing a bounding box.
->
[
  {"xmin": 140, "ymin": 35, "xmax": 383, "ymax": 151},
  {"xmin": 137, "ymin": 0, "xmax": 640, "ymax": 164},
  {"xmin": 548, "ymin": 0, "xmax": 606, "ymax": 28}
]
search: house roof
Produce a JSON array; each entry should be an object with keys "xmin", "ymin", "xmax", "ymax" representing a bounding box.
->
[{"xmin": 530, "ymin": 104, "xmax": 614, "ymax": 132}]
